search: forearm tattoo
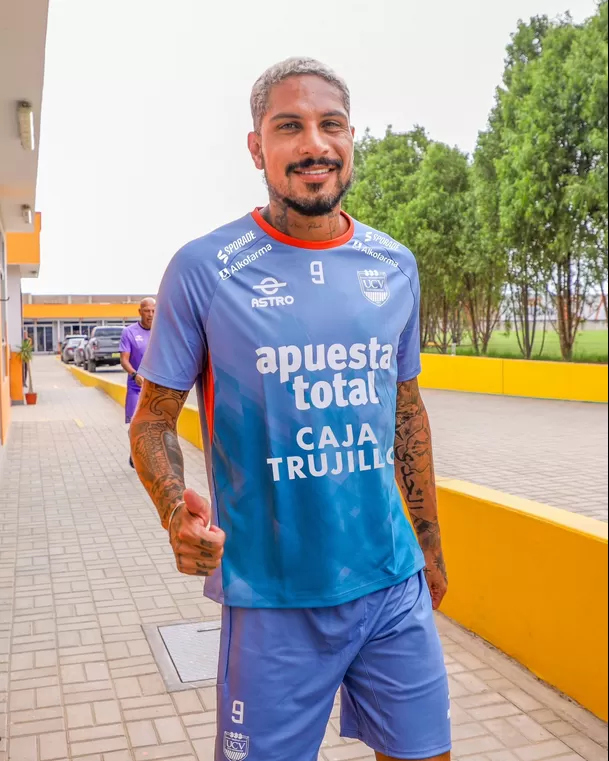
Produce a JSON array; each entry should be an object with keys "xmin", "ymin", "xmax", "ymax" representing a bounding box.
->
[
  {"xmin": 394, "ymin": 379, "xmax": 447, "ymax": 582},
  {"xmin": 130, "ymin": 382, "xmax": 189, "ymax": 528}
]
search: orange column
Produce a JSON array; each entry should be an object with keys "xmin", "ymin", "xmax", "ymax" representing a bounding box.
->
[{"xmin": 10, "ymin": 351, "xmax": 24, "ymax": 404}]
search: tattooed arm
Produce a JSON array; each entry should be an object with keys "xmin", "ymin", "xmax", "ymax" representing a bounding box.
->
[
  {"xmin": 394, "ymin": 378, "xmax": 447, "ymax": 609},
  {"xmin": 130, "ymin": 380, "xmax": 225, "ymax": 576},
  {"xmin": 130, "ymin": 380, "xmax": 189, "ymax": 528}
]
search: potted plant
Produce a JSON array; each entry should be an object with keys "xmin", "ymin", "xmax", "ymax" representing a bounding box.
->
[{"xmin": 17, "ymin": 338, "xmax": 37, "ymax": 405}]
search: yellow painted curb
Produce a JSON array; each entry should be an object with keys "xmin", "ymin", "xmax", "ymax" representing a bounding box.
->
[
  {"xmin": 437, "ymin": 479, "xmax": 608, "ymax": 721},
  {"xmin": 420, "ymin": 354, "xmax": 608, "ymax": 403}
]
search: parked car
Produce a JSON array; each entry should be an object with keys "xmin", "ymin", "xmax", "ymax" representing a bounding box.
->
[
  {"xmin": 84, "ymin": 326, "xmax": 125, "ymax": 371},
  {"xmin": 73, "ymin": 337, "xmax": 89, "ymax": 367},
  {"xmin": 61, "ymin": 335, "xmax": 87, "ymax": 363}
]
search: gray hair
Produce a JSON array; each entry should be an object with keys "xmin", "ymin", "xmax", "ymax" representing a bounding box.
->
[{"xmin": 250, "ymin": 57, "xmax": 350, "ymax": 132}]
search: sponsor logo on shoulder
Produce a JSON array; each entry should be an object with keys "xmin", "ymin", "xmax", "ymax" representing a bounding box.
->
[
  {"xmin": 352, "ymin": 239, "xmax": 398, "ymax": 268},
  {"xmin": 217, "ymin": 230, "xmax": 257, "ymax": 265},
  {"xmin": 251, "ymin": 277, "xmax": 294, "ymax": 308},
  {"xmin": 223, "ymin": 732, "xmax": 250, "ymax": 760},
  {"xmin": 219, "ymin": 244, "xmax": 272, "ymax": 281},
  {"xmin": 364, "ymin": 230, "xmax": 401, "ymax": 250},
  {"xmin": 358, "ymin": 269, "xmax": 390, "ymax": 306}
]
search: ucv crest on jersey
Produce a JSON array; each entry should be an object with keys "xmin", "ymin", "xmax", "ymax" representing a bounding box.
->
[
  {"xmin": 358, "ymin": 270, "xmax": 390, "ymax": 306},
  {"xmin": 223, "ymin": 732, "xmax": 250, "ymax": 760}
]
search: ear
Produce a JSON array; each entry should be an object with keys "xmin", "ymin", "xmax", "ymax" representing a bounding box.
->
[
  {"xmin": 248, "ymin": 131, "xmax": 264, "ymax": 171},
  {"xmin": 351, "ymin": 125, "xmax": 356, "ymax": 138}
]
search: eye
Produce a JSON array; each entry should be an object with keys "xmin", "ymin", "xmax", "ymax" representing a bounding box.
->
[
  {"xmin": 278, "ymin": 122, "xmax": 300, "ymax": 130},
  {"xmin": 322, "ymin": 120, "xmax": 343, "ymax": 129}
]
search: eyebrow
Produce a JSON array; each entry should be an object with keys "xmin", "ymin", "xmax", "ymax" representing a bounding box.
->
[{"xmin": 270, "ymin": 110, "xmax": 348, "ymax": 122}]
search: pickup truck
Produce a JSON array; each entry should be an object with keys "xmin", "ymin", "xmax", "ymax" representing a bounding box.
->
[{"xmin": 84, "ymin": 326, "xmax": 125, "ymax": 371}]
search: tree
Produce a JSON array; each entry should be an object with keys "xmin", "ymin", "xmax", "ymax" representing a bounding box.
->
[
  {"xmin": 466, "ymin": 125, "xmax": 508, "ymax": 355},
  {"xmin": 495, "ymin": 9, "xmax": 608, "ymax": 360},
  {"xmin": 492, "ymin": 16, "xmax": 555, "ymax": 359},
  {"xmin": 347, "ymin": 131, "xmax": 476, "ymax": 353},
  {"xmin": 344, "ymin": 126, "xmax": 429, "ymax": 236},
  {"xmin": 395, "ymin": 143, "xmax": 471, "ymax": 353},
  {"xmin": 567, "ymin": 1, "xmax": 609, "ymax": 318},
  {"xmin": 346, "ymin": 5, "xmax": 608, "ymax": 362}
]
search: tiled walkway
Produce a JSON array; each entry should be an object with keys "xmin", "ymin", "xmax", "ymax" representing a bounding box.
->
[
  {"xmin": 0, "ymin": 358, "xmax": 607, "ymax": 761},
  {"xmin": 102, "ymin": 365, "xmax": 609, "ymax": 522}
]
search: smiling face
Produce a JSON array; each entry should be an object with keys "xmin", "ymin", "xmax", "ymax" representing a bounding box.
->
[{"xmin": 248, "ymin": 75, "xmax": 355, "ymax": 217}]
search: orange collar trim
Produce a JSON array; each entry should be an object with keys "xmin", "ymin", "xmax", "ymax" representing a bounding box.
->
[{"xmin": 251, "ymin": 207, "xmax": 354, "ymax": 250}]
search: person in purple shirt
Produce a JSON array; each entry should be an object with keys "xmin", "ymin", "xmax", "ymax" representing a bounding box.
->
[{"xmin": 120, "ymin": 297, "xmax": 156, "ymax": 466}]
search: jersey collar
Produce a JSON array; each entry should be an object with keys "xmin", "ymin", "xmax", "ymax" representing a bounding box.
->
[{"xmin": 251, "ymin": 207, "xmax": 354, "ymax": 250}]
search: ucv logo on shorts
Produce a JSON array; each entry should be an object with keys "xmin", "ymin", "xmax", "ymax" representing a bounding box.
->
[{"xmin": 223, "ymin": 732, "xmax": 250, "ymax": 760}]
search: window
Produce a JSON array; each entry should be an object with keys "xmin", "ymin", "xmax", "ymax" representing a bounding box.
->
[
  {"xmin": 36, "ymin": 325, "xmax": 54, "ymax": 353},
  {"xmin": 63, "ymin": 323, "xmax": 83, "ymax": 339}
]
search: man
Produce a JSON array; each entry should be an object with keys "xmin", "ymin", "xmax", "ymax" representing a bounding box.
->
[
  {"xmin": 120, "ymin": 297, "xmax": 155, "ymax": 467},
  {"xmin": 132, "ymin": 58, "xmax": 450, "ymax": 761}
]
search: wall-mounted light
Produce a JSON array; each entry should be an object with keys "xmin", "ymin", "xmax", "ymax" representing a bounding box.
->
[
  {"xmin": 17, "ymin": 101, "xmax": 35, "ymax": 151},
  {"xmin": 21, "ymin": 205, "xmax": 33, "ymax": 225}
]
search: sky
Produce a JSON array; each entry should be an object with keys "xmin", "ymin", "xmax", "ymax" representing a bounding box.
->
[{"xmin": 26, "ymin": 0, "xmax": 599, "ymax": 295}]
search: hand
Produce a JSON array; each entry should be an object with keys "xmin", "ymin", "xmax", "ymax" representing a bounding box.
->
[
  {"xmin": 169, "ymin": 489, "xmax": 225, "ymax": 577},
  {"xmin": 423, "ymin": 549, "xmax": 448, "ymax": 610},
  {"xmin": 135, "ymin": 374, "xmax": 144, "ymax": 387}
]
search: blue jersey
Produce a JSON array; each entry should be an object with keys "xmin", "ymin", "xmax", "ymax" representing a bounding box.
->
[{"xmin": 139, "ymin": 209, "xmax": 425, "ymax": 608}]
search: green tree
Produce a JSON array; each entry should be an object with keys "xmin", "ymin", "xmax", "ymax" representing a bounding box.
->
[
  {"xmin": 466, "ymin": 124, "xmax": 508, "ymax": 355},
  {"xmin": 395, "ymin": 143, "xmax": 471, "ymax": 353},
  {"xmin": 567, "ymin": 1, "xmax": 608, "ymax": 317},
  {"xmin": 496, "ymin": 8, "xmax": 608, "ymax": 360},
  {"xmin": 494, "ymin": 16, "xmax": 554, "ymax": 359},
  {"xmin": 346, "ymin": 131, "xmax": 473, "ymax": 353},
  {"xmin": 344, "ymin": 126, "xmax": 429, "ymax": 236}
]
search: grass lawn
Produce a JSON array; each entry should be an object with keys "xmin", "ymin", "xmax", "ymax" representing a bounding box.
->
[{"xmin": 425, "ymin": 329, "xmax": 608, "ymax": 363}]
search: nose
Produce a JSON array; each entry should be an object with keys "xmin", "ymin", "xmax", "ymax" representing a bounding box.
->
[{"xmin": 297, "ymin": 124, "xmax": 331, "ymax": 158}]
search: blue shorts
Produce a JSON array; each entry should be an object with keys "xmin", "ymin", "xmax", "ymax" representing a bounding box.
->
[{"xmin": 215, "ymin": 571, "xmax": 451, "ymax": 760}]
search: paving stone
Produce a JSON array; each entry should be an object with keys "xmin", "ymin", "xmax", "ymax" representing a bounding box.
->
[{"xmin": 424, "ymin": 389, "xmax": 607, "ymax": 520}]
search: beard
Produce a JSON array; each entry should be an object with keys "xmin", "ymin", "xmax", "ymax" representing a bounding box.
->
[{"xmin": 263, "ymin": 156, "xmax": 353, "ymax": 217}]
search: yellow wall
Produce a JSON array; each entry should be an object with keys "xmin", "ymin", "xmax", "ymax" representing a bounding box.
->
[
  {"xmin": 9, "ymin": 352, "xmax": 24, "ymax": 403},
  {"xmin": 6, "ymin": 212, "xmax": 41, "ymax": 267},
  {"xmin": 67, "ymin": 363, "xmax": 609, "ymax": 719},
  {"xmin": 420, "ymin": 355, "xmax": 504, "ymax": 395},
  {"xmin": 420, "ymin": 354, "xmax": 608, "ymax": 403},
  {"xmin": 437, "ymin": 479, "xmax": 608, "ymax": 721},
  {"xmin": 0, "ymin": 374, "xmax": 10, "ymax": 445},
  {"xmin": 25, "ymin": 303, "xmax": 141, "ymax": 320}
]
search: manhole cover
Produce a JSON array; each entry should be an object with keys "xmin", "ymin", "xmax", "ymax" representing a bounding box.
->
[{"xmin": 143, "ymin": 620, "xmax": 221, "ymax": 692}]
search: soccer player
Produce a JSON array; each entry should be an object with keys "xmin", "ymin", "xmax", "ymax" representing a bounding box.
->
[
  {"xmin": 131, "ymin": 58, "xmax": 450, "ymax": 761},
  {"xmin": 119, "ymin": 297, "xmax": 155, "ymax": 466}
]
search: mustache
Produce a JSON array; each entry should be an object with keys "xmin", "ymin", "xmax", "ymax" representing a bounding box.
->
[{"xmin": 286, "ymin": 157, "xmax": 343, "ymax": 175}]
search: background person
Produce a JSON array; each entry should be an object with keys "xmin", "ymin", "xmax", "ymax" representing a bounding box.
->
[{"xmin": 120, "ymin": 297, "xmax": 156, "ymax": 467}]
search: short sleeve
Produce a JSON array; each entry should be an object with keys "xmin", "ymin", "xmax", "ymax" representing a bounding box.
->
[
  {"xmin": 396, "ymin": 266, "xmax": 422, "ymax": 382},
  {"xmin": 139, "ymin": 248, "xmax": 208, "ymax": 392},
  {"xmin": 119, "ymin": 328, "xmax": 132, "ymax": 353}
]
